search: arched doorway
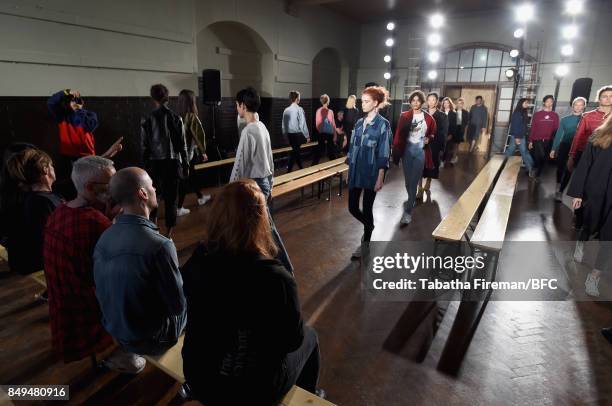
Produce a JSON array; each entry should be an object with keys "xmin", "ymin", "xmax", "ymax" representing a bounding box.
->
[{"xmin": 312, "ymin": 47, "xmax": 344, "ymax": 101}]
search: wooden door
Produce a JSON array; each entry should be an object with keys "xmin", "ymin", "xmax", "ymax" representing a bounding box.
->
[{"xmin": 458, "ymin": 87, "xmax": 496, "ymax": 153}]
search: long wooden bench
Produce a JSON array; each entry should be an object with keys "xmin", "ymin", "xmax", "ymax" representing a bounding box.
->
[
  {"xmin": 471, "ymin": 156, "xmax": 522, "ymax": 252},
  {"xmin": 432, "ymin": 154, "xmax": 506, "ymax": 243},
  {"xmin": 194, "ymin": 142, "xmax": 318, "ymax": 171},
  {"xmin": 272, "ymin": 164, "xmax": 347, "ymax": 200},
  {"xmin": 144, "ymin": 336, "xmax": 335, "ymax": 406},
  {"xmin": 274, "ymin": 157, "xmax": 346, "ymax": 187}
]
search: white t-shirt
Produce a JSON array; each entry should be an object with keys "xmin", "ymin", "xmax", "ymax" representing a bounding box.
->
[{"xmin": 409, "ymin": 112, "xmax": 427, "ymax": 145}]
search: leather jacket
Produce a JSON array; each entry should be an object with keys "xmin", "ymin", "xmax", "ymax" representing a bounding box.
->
[{"xmin": 141, "ymin": 105, "xmax": 188, "ymax": 163}]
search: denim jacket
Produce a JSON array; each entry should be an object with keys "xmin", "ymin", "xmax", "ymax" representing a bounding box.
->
[
  {"xmin": 347, "ymin": 113, "xmax": 391, "ymax": 190},
  {"xmin": 93, "ymin": 214, "xmax": 186, "ymax": 344}
]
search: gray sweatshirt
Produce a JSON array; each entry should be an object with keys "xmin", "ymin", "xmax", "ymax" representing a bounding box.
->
[{"xmin": 230, "ymin": 121, "xmax": 274, "ymax": 183}]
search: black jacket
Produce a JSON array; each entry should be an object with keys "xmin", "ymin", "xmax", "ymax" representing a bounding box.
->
[
  {"xmin": 181, "ymin": 244, "xmax": 304, "ymax": 405},
  {"xmin": 141, "ymin": 105, "xmax": 188, "ymax": 163}
]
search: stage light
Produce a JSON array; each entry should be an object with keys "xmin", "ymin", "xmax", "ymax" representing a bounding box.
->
[
  {"xmin": 387, "ymin": 22, "xmax": 396, "ymax": 31},
  {"xmin": 555, "ymin": 64, "xmax": 569, "ymax": 77},
  {"xmin": 561, "ymin": 44, "xmax": 574, "ymax": 56},
  {"xmin": 565, "ymin": 0, "xmax": 584, "ymax": 15},
  {"xmin": 505, "ymin": 68, "xmax": 515, "ymax": 79},
  {"xmin": 384, "ymin": 72, "xmax": 391, "ymax": 80},
  {"xmin": 427, "ymin": 33, "xmax": 441, "ymax": 46},
  {"xmin": 516, "ymin": 3, "xmax": 535, "ymax": 22},
  {"xmin": 385, "ymin": 38, "xmax": 394, "ymax": 47},
  {"xmin": 562, "ymin": 24, "xmax": 578, "ymax": 39},
  {"xmin": 428, "ymin": 70, "xmax": 438, "ymax": 80},
  {"xmin": 384, "ymin": 55, "xmax": 391, "ymax": 63},
  {"xmin": 510, "ymin": 49, "xmax": 520, "ymax": 58},
  {"xmin": 430, "ymin": 13, "xmax": 444, "ymax": 28},
  {"xmin": 513, "ymin": 28, "xmax": 525, "ymax": 38},
  {"xmin": 428, "ymin": 51, "xmax": 440, "ymax": 63}
]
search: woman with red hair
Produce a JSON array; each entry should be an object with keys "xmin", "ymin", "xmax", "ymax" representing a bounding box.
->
[
  {"xmin": 346, "ymin": 86, "xmax": 391, "ymax": 259},
  {"xmin": 392, "ymin": 90, "xmax": 437, "ymax": 226}
]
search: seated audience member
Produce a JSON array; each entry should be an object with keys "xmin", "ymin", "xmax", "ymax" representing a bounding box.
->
[
  {"xmin": 94, "ymin": 167, "xmax": 187, "ymax": 357},
  {"xmin": 5, "ymin": 148, "xmax": 62, "ymax": 278},
  {"xmin": 43, "ymin": 156, "xmax": 132, "ymax": 369},
  {"xmin": 181, "ymin": 180, "xmax": 321, "ymax": 406}
]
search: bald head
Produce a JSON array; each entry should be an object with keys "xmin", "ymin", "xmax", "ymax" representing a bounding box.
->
[{"xmin": 110, "ymin": 167, "xmax": 151, "ymax": 207}]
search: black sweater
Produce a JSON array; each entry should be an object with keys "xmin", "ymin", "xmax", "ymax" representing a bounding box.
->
[{"xmin": 181, "ymin": 244, "xmax": 304, "ymax": 405}]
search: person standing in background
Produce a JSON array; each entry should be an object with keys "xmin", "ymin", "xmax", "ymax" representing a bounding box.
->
[
  {"xmin": 335, "ymin": 110, "xmax": 346, "ymax": 155},
  {"xmin": 282, "ymin": 91, "xmax": 310, "ymax": 172},
  {"xmin": 419, "ymin": 93, "xmax": 447, "ymax": 200},
  {"xmin": 550, "ymin": 97, "xmax": 586, "ymax": 201},
  {"xmin": 505, "ymin": 98, "xmax": 535, "ymax": 177},
  {"xmin": 467, "ymin": 96, "xmax": 488, "ymax": 152},
  {"xmin": 451, "ymin": 97, "xmax": 469, "ymax": 164},
  {"xmin": 47, "ymin": 89, "xmax": 123, "ymax": 199},
  {"xmin": 176, "ymin": 89, "xmax": 210, "ymax": 216},
  {"xmin": 312, "ymin": 94, "xmax": 337, "ymax": 165},
  {"xmin": 141, "ymin": 84, "xmax": 189, "ymax": 239},
  {"xmin": 441, "ymin": 97, "xmax": 458, "ymax": 166},
  {"xmin": 528, "ymin": 95, "xmax": 559, "ymax": 181},
  {"xmin": 343, "ymin": 95, "xmax": 360, "ymax": 153}
]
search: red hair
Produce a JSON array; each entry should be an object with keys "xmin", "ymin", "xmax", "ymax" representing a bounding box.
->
[{"xmin": 362, "ymin": 86, "xmax": 390, "ymax": 109}]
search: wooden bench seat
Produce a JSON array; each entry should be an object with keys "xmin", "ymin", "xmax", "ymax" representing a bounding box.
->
[
  {"xmin": 471, "ymin": 156, "xmax": 522, "ymax": 252},
  {"xmin": 432, "ymin": 155, "xmax": 505, "ymax": 242},
  {"xmin": 274, "ymin": 157, "xmax": 345, "ymax": 187},
  {"xmin": 29, "ymin": 270, "xmax": 47, "ymax": 287},
  {"xmin": 272, "ymin": 163, "xmax": 348, "ymax": 199},
  {"xmin": 144, "ymin": 336, "xmax": 335, "ymax": 405},
  {"xmin": 194, "ymin": 142, "xmax": 318, "ymax": 171}
]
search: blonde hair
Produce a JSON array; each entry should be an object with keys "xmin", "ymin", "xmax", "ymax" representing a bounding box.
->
[
  {"xmin": 591, "ymin": 114, "xmax": 612, "ymax": 150},
  {"xmin": 320, "ymin": 94, "xmax": 330, "ymax": 106},
  {"xmin": 346, "ymin": 95, "xmax": 357, "ymax": 109}
]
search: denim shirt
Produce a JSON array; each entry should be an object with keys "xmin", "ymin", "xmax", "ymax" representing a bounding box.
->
[
  {"xmin": 93, "ymin": 214, "xmax": 186, "ymax": 344},
  {"xmin": 347, "ymin": 113, "xmax": 391, "ymax": 190}
]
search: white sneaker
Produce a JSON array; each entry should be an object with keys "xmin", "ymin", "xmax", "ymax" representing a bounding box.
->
[
  {"xmin": 585, "ymin": 273, "xmax": 600, "ymax": 297},
  {"xmin": 574, "ymin": 241, "xmax": 585, "ymax": 263},
  {"xmin": 451, "ymin": 156, "xmax": 458, "ymax": 164},
  {"xmin": 197, "ymin": 195, "xmax": 211, "ymax": 206},
  {"xmin": 177, "ymin": 207, "xmax": 190, "ymax": 217},
  {"xmin": 103, "ymin": 348, "xmax": 146, "ymax": 374},
  {"xmin": 440, "ymin": 161, "xmax": 445, "ymax": 169},
  {"xmin": 400, "ymin": 213, "xmax": 412, "ymax": 226}
]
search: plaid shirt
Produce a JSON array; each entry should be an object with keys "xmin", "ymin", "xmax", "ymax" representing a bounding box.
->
[{"xmin": 43, "ymin": 204, "xmax": 114, "ymax": 362}]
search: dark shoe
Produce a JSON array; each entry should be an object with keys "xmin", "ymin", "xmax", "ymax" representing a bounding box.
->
[
  {"xmin": 178, "ymin": 383, "xmax": 194, "ymax": 400},
  {"xmin": 602, "ymin": 328, "xmax": 612, "ymax": 345},
  {"xmin": 315, "ymin": 388, "xmax": 327, "ymax": 399},
  {"xmin": 34, "ymin": 289, "xmax": 48, "ymax": 303}
]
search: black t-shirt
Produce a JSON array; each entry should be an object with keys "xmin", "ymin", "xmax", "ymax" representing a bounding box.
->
[{"xmin": 8, "ymin": 191, "xmax": 62, "ymax": 274}]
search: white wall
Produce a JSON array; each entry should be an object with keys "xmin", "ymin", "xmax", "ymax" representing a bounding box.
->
[
  {"xmin": 357, "ymin": 0, "xmax": 612, "ymax": 104},
  {"xmin": 0, "ymin": 0, "xmax": 361, "ymax": 98}
]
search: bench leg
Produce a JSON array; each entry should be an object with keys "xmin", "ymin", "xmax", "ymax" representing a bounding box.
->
[
  {"xmin": 327, "ymin": 178, "xmax": 332, "ymax": 201},
  {"xmin": 338, "ymin": 173, "xmax": 344, "ymax": 197}
]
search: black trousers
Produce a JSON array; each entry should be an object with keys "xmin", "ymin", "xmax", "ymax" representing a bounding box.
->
[
  {"xmin": 532, "ymin": 139, "xmax": 551, "ymax": 177},
  {"xmin": 348, "ymin": 187, "xmax": 377, "ymax": 242},
  {"xmin": 148, "ymin": 159, "xmax": 180, "ymax": 228},
  {"xmin": 282, "ymin": 325, "xmax": 320, "ymax": 396},
  {"xmin": 556, "ymin": 142, "xmax": 572, "ymax": 193},
  {"xmin": 312, "ymin": 133, "xmax": 335, "ymax": 165},
  {"xmin": 574, "ymin": 150, "xmax": 584, "ymax": 229},
  {"xmin": 178, "ymin": 158, "xmax": 203, "ymax": 208},
  {"xmin": 287, "ymin": 133, "xmax": 305, "ymax": 172}
]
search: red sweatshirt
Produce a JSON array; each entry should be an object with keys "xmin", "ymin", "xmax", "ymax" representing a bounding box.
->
[
  {"xmin": 569, "ymin": 109, "xmax": 607, "ymax": 156},
  {"xmin": 528, "ymin": 110, "xmax": 559, "ymax": 142}
]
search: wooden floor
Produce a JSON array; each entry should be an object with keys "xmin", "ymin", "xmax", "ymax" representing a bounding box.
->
[{"xmin": 1, "ymin": 152, "xmax": 612, "ymax": 405}]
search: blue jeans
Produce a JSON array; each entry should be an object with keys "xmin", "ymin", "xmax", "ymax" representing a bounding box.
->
[
  {"xmin": 402, "ymin": 143, "xmax": 425, "ymax": 214},
  {"xmin": 505, "ymin": 137, "xmax": 533, "ymax": 172},
  {"xmin": 253, "ymin": 176, "xmax": 295, "ymax": 274}
]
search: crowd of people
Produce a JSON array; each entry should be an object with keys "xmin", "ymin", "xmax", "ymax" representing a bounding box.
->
[{"xmin": 1, "ymin": 80, "xmax": 612, "ymax": 404}]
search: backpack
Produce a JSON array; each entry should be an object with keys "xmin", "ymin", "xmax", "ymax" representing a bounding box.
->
[{"xmin": 320, "ymin": 110, "xmax": 334, "ymax": 135}]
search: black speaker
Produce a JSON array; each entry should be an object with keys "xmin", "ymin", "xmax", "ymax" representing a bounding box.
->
[
  {"xmin": 570, "ymin": 78, "xmax": 593, "ymax": 103},
  {"xmin": 200, "ymin": 69, "xmax": 221, "ymax": 103}
]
